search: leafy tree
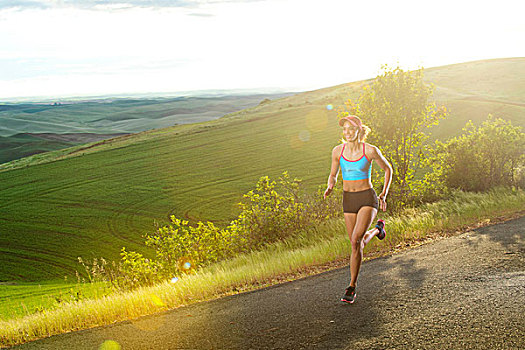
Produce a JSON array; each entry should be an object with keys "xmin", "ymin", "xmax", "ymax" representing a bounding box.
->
[
  {"xmin": 343, "ymin": 65, "xmax": 447, "ymax": 210},
  {"xmin": 423, "ymin": 115, "xmax": 525, "ymax": 192}
]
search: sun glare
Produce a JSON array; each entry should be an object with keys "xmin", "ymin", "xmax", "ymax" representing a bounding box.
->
[{"xmin": 0, "ymin": 0, "xmax": 523, "ymax": 99}]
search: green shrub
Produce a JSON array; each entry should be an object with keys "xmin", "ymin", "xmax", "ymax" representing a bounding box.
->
[
  {"xmin": 423, "ymin": 115, "xmax": 525, "ymax": 193},
  {"xmin": 231, "ymin": 171, "xmax": 342, "ymax": 249},
  {"xmin": 302, "ymin": 184, "xmax": 342, "ymax": 223},
  {"xmin": 143, "ymin": 216, "xmax": 244, "ymax": 279},
  {"xmin": 117, "ymin": 248, "xmax": 160, "ymax": 289},
  {"xmin": 232, "ymin": 171, "xmax": 307, "ymax": 248}
]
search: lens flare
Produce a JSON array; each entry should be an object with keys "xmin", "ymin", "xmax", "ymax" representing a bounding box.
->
[
  {"xmin": 298, "ymin": 130, "xmax": 310, "ymax": 142},
  {"xmin": 99, "ymin": 340, "xmax": 121, "ymax": 350},
  {"xmin": 178, "ymin": 256, "xmax": 194, "ymax": 271}
]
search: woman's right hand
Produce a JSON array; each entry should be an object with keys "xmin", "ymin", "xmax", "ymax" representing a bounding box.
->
[
  {"xmin": 378, "ymin": 193, "xmax": 387, "ymax": 211},
  {"xmin": 323, "ymin": 186, "xmax": 333, "ymax": 199}
]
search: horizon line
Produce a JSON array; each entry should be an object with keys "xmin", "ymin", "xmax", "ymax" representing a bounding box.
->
[{"xmin": 2, "ymin": 56, "xmax": 523, "ymax": 103}]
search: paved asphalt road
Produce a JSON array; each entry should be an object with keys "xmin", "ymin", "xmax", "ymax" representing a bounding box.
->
[{"xmin": 9, "ymin": 216, "xmax": 525, "ymax": 350}]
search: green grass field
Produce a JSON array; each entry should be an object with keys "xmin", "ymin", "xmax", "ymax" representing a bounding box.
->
[
  {"xmin": 0, "ymin": 88, "xmax": 364, "ymax": 283},
  {"xmin": 0, "ymin": 278, "xmax": 112, "ymax": 321},
  {"xmin": 0, "ymin": 57, "xmax": 524, "ymax": 321}
]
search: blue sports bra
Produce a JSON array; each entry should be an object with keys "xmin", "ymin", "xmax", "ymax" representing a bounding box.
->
[{"xmin": 339, "ymin": 142, "xmax": 372, "ymax": 180}]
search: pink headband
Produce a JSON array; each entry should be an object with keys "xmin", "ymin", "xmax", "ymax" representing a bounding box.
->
[{"xmin": 339, "ymin": 116, "xmax": 362, "ymax": 130}]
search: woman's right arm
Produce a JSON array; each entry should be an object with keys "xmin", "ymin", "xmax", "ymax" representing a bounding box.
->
[{"xmin": 324, "ymin": 145, "xmax": 340, "ymax": 199}]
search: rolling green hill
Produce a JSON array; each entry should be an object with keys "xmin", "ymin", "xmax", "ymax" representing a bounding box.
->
[
  {"xmin": 0, "ymin": 57, "xmax": 524, "ymax": 284},
  {"xmin": 0, "ymin": 94, "xmax": 292, "ymax": 164}
]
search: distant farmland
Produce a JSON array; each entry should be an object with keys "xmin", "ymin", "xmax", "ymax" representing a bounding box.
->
[{"xmin": 0, "ymin": 93, "xmax": 293, "ymax": 164}]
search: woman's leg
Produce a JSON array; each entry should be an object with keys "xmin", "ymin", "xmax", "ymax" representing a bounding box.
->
[
  {"xmin": 343, "ymin": 212, "xmax": 357, "ymax": 241},
  {"xmin": 362, "ymin": 219, "xmax": 380, "ymax": 246},
  {"xmin": 349, "ymin": 206, "xmax": 378, "ymax": 287}
]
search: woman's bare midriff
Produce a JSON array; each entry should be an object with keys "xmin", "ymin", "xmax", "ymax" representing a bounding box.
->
[{"xmin": 342, "ymin": 178, "xmax": 373, "ymax": 192}]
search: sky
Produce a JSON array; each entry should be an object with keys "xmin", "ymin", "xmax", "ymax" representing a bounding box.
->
[{"xmin": 0, "ymin": 0, "xmax": 524, "ymax": 100}]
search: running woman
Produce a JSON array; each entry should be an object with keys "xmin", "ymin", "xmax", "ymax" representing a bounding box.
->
[{"xmin": 324, "ymin": 115, "xmax": 393, "ymax": 304}]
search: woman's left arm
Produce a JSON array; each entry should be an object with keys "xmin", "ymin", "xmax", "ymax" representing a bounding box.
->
[{"xmin": 370, "ymin": 145, "xmax": 393, "ymax": 209}]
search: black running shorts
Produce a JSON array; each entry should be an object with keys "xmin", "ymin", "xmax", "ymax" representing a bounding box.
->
[{"xmin": 342, "ymin": 188, "xmax": 379, "ymax": 214}]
